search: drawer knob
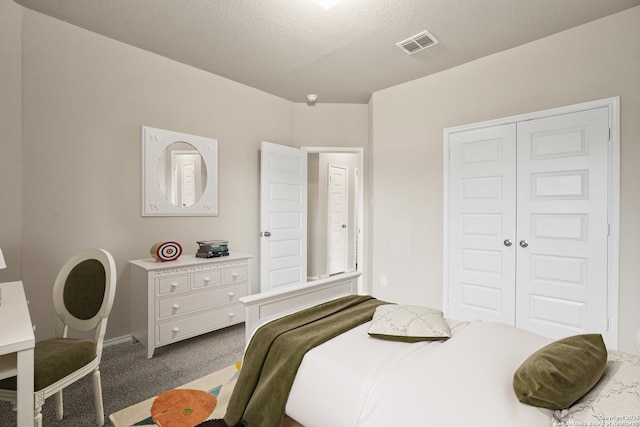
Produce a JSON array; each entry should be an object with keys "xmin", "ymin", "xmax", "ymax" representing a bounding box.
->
[
  {"xmin": 203, "ymin": 277, "xmax": 211, "ymax": 284},
  {"xmin": 228, "ymin": 312, "xmax": 235, "ymax": 318},
  {"xmin": 172, "ymin": 327, "xmax": 180, "ymax": 333},
  {"xmin": 232, "ymin": 272, "xmax": 239, "ymax": 279},
  {"xmin": 228, "ymin": 292, "xmax": 235, "ymax": 298},
  {"xmin": 170, "ymin": 283, "xmax": 179, "ymax": 288},
  {"xmin": 172, "ymin": 304, "xmax": 180, "ymax": 310}
]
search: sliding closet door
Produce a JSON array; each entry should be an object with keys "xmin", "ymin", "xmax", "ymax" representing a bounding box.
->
[
  {"xmin": 448, "ymin": 124, "xmax": 517, "ymax": 324},
  {"xmin": 515, "ymin": 107, "xmax": 609, "ymax": 339}
]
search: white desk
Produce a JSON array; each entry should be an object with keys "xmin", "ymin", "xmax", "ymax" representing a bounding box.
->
[{"xmin": 0, "ymin": 281, "xmax": 35, "ymax": 427}]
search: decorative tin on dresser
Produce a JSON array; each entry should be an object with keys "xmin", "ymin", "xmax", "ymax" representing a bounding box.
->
[{"xmin": 130, "ymin": 253, "xmax": 252, "ymax": 358}]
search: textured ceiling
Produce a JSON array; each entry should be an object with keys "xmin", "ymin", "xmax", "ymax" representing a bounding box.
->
[{"xmin": 13, "ymin": 0, "xmax": 640, "ymax": 103}]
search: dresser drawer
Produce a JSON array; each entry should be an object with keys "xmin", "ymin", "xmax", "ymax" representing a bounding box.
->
[
  {"xmin": 193, "ymin": 269, "xmax": 221, "ymax": 289},
  {"xmin": 155, "ymin": 275, "xmax": 189, "ymax": 297},
  {"xmin": 222, "ymin": 265, "xmax": 248, "ymax": 284},
  {"xmin": 156, "ymin": 284, "xmax": 248, "ymax": 320},
  {"xmin": 155, "ymin": 303, "xmax": 245, "ymax": 345},
  {"xmin": 131, "ymin": 253, "xmax": 251, "ymax": 358}
]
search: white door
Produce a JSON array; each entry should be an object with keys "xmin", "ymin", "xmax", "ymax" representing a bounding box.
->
[
  {"xmin": 448, "ymin": 107, "xmax": 610, "ymax": 341},
  {"xmin": 515, "ymin": 107, "xmax": 609, "ymax": 339},
  {"xmin": 181, "ymin": 161, "xmax": 196, "ymax": 207},
  {"xmin": 328, "ymin": 164, "xmax": 348, "ymax": 275},
  {"xmin": 260, "ymin": 141, "xmax": 307, "ymax": 292},
  {"xmin": 448, "ymin": 124, "xmax": 517, "ymax": 324}
]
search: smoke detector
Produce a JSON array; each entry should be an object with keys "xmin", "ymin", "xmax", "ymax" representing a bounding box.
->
[{"xmin": 397, "ymin": 30, "xmax": 439, "ymax": 55}]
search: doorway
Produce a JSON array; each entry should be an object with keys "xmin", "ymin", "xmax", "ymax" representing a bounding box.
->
[
  {"xmin": 260, "ymin": 143, "xmax": 365, "ymax": 294},
  {"xmin": 304, "ymin": 147, "xmax": 364, "ymax": 290}
]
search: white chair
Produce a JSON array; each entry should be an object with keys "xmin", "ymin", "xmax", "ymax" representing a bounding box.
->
[{"xmin": 0, "ymin": 248, "xmax": 116, "ymax": 426}]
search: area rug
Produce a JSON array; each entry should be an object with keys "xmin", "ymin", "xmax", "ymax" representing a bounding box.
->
[{"xmin": 109, "ymin": 362, "xmax": 242, "ymax": 427}]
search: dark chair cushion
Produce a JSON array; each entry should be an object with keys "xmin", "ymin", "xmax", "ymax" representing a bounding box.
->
[
  {"xmin": 63, "ymin": 259, "xmax": 106, "ymax": 320},
  {"xmin": 0, "ymin": 338, "xmax": 97, "ymax": 391}
]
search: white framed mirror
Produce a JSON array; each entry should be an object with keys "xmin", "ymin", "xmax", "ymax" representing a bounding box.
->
[{"xmin": 142, "ymin": 126, "xmax": 218, "ymax": 216}]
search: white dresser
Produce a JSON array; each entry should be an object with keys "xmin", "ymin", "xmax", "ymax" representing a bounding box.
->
[{"xmin": 130, "ymin": 253, "xmax": 251, "ymax": 358}]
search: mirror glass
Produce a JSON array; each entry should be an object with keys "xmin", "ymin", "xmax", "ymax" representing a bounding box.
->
[
  {"xmin": 142, "ymin": 125, "xmax": 218, "ymax": 216},
  {"xmin": 157, "ymin": 141, "xmax": 207, "ymax": 208}
]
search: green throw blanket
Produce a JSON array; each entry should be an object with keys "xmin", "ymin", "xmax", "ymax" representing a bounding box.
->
[{"xmin": 223, "ymin": 294, "xmax": 386, "ymax": 427}]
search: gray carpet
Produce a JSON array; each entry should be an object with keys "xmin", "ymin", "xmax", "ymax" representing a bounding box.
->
[{"xmin": 0, "ymin": 323, "xmax": 245, "ymax": 426}]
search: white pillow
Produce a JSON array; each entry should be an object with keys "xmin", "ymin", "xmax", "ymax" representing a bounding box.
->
[
  {"xmin": 367, "ymin": 304, "xmax": 451, "ymax": 342},
  {"xmin": 553, "ymin": 350, "xmax": 640, "ymax": 424}
]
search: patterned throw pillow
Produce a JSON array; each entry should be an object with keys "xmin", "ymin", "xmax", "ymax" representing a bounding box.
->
[
  {"xmin": 553, "ymin": 350, "xmax": 640, "ymax": 424},
  {"xmin": 367, "ymin": 304, "xmax": 451, "ymax": 343}
]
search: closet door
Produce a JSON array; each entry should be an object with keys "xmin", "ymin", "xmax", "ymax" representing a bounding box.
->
[
  {"xmin": 515, "ymin": 107, "xmax": 609, "ymax": 339},
  {"xmin": 448, "ymin": 124, "xmax": 517, "ymax": 324}
]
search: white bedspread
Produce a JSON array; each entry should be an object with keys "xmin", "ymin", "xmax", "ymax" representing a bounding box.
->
[{"xmin": 286, "ymin": 320, "xmax": 555, "ymax": 427}]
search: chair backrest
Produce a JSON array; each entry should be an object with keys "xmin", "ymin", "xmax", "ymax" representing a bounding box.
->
[{"xmin": 52, "ymin": 248, "xmax": 116, "ymax": 357}]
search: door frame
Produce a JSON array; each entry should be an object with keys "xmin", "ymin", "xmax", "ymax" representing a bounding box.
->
[
  {"xmin": 304, "ymin": 147, "xmax": 366, "ymax": 294},
  {"xmin": 442, "ymin": 97, "xmax": 620, "ymax": 348}
]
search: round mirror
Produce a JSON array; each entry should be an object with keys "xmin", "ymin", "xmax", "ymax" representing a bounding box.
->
[{"xmin": 157, "ymin": 141, "xmax": 208, "ymax": 207}]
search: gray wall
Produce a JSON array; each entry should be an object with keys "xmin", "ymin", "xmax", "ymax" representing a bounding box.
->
[
  {"xmin": 0, "ymin": 3, "xmax": 369, "ymax": 342},
  {"xmin": 0, "ymin": 0, "xmax": 22, "ymax": 282},
  {"xmin": 369, "ymin": 6, "xmax": 640, "ymax": 352}
]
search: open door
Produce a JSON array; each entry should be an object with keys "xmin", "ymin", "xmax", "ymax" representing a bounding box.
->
[{"xmin": 260, "ymin": 141, "xmax": 307, "ymax": 292}]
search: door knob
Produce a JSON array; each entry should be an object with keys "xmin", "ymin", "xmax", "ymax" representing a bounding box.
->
[
  {"xmin": 503, "ymin": 239, "xmax": 512, "ymax": 247},
  {"xmin": 263, "ymin": 231, "xmax": 271, "ymax": 237},
  {"xmin": 341, "ymin": 224, "xmax": 347, "ymax": 228},
  {"xmin": 519, "ymin": 240, "xmax": 529, "ymax": 248}
]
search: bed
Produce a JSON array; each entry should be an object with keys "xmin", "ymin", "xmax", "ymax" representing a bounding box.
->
[{"xmin": 231, "ymin": 273, "xmax": 640, "ymax": 427}]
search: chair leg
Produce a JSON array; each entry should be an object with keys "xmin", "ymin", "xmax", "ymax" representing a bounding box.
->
[
  {"xmin": 34, "ymin": 397, "xmax": 43, "ymax": 427},
  {"xmin": 92, "ymin": 368, "xmax": 105, "ymax": 427},
  {"xmin": 31, "ymin": 391, "xmax": 47, "ymax": 427},
  {"xmin": 55, "ymin": 389, "xmax": 64, "ymax": 420}
]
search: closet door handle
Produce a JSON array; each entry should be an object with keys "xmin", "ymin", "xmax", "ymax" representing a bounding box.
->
[
  {"xmin": 503, "ymin": 239, "xmax": 512, "ymax": 247},
  {"xmin": 519, "ymin": 240, "xmax": 529, "ymax": 248}
]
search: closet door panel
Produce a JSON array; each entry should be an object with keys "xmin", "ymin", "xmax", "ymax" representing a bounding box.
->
[
  {"xmin": 515, "ymin": 107, "xmax": 609, "ymax": 339},
  {"xmin": 448, "ymin": 124, "xmax": 517, "ymax": 324}
]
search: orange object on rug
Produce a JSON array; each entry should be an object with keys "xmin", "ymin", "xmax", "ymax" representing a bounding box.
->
[{"xmin": 150, "ymin": 389, "xmax": 217, "ymax": 427}]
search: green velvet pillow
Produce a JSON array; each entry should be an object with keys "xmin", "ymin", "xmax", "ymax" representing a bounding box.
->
[{"xmin": 513, "ymin": 334, "xmax": 607, "ymax": 410}]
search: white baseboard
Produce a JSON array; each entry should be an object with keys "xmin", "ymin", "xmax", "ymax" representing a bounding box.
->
[{"xmin": 104, "ymin": 334, "xmax": 134, "ymax": 347}]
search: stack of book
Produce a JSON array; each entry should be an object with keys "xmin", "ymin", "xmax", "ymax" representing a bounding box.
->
[{"xmin": 196, "ymin": 240, "xmax": 229, "ymax": 258}]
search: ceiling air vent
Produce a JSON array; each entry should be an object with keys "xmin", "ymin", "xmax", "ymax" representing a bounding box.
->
[{"xmin": 396, "ymin": 30, "xmax": 439, "ymax": 55}]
